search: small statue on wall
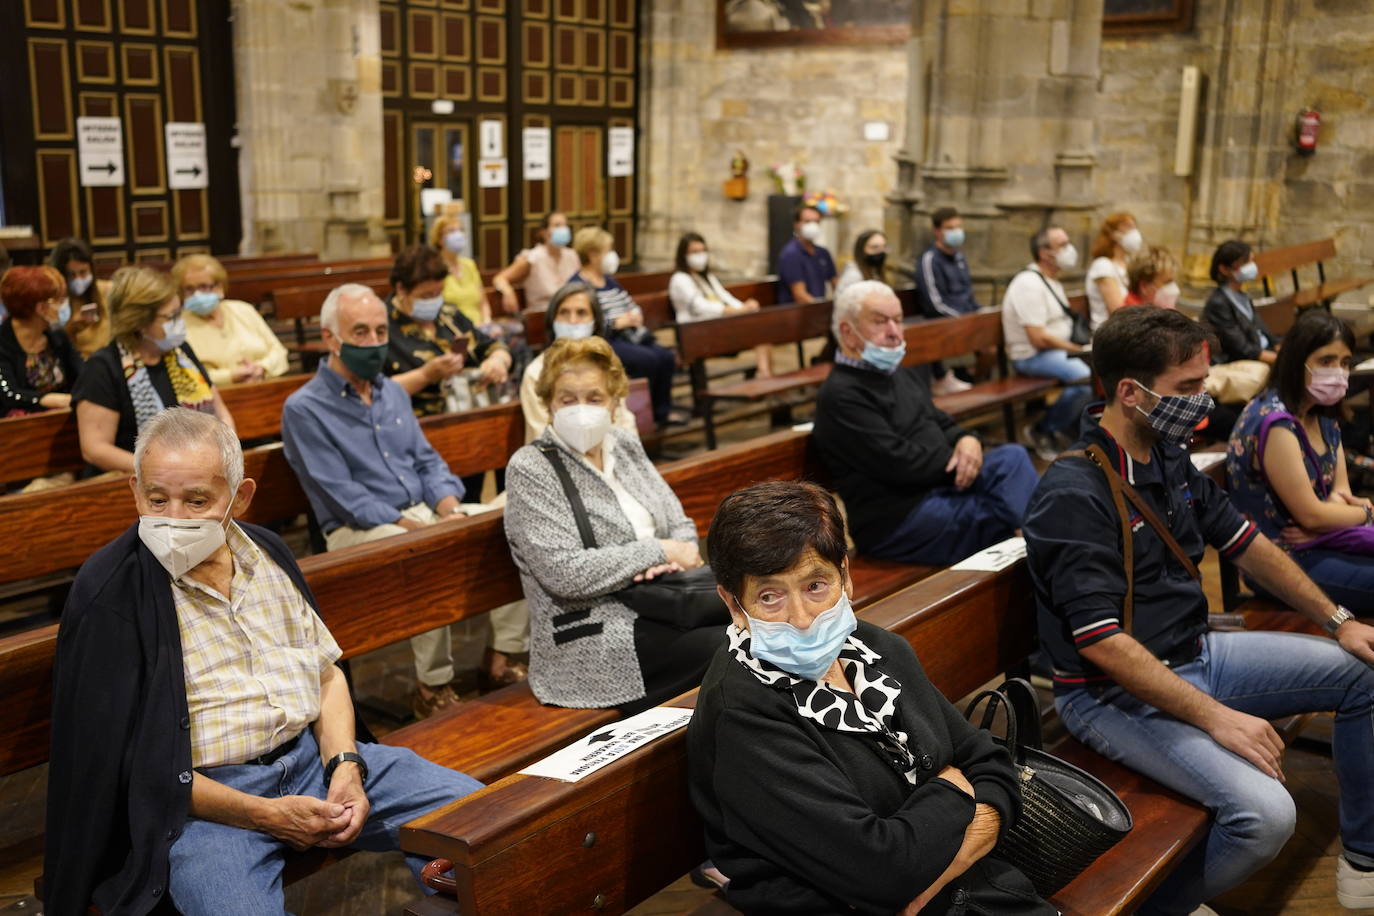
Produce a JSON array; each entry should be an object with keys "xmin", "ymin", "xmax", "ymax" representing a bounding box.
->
[{"xmin": 723, "ymin": 149, "xmax": 749, "ymax": 200}]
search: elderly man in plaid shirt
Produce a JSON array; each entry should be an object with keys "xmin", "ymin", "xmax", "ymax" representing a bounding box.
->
[{"xmin": 44, "ymin": 408, "xmax": 481, "ymax": 916}]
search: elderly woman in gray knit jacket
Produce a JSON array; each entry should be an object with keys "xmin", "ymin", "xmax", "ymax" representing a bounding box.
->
[{"xmin": 504, "ymin": 337, "xmax": 723, "ymax": 711}]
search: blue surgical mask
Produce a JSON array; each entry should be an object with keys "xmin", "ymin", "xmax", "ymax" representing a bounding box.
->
[
  {"xmin": 549, "ymin": 226, "xmax": 572, "ymax": 247},
  {"xmin": 155, "ymin": 317, "xmax": 187, "ymax": 352},
  {"xmin": 943, "ymin": 228, "xmax": 966, "ymax": 248},
  {"xmin": 443, "ymin": 229, "xmax": 467, "ymax": 255},
  {"xmin": 183, "ymin": 291, "xmax": 221, "ymax": 316},
  {"xmin": 69, "ymin": 274, "xmax": 93, "ymax": 297},
  {"xmin": 1234, "ymin": 261, "xmax": 1259, "ymax": 284},
  {"xmin": 553, "ymin": 320, "xmax": 594, "ymax": 340},
  {"xmin": 861, "ymin": 340, "xmax": 906, "ymax": 374},
  {"xmin": 742, "ymin": 592, "xmax": 858, "ymax": 681},
  {"xmin": 51, "ymin": 300, "xmax": 71, "ymax": 328},
  {"xmin": 409, "ymin": 293, "xmax": 444, "ymax": 322}
]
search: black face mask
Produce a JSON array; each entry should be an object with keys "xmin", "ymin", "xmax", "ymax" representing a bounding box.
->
[{"xmin": 864, "ymin": 251, "xmax": 887, "ymax": 269}]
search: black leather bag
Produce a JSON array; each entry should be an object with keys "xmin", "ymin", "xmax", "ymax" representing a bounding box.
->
[
  {"xmin": 964, "ymin": 677, "xmax": 1133, "ymax": 897},
  {"xmin": 536, "ymin": 443, "xmax": 729, "ymax": 631}
]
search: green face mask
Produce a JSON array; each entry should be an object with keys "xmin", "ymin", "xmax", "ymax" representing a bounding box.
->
[{"xmin": 338, "ymin": 341, "xmax": 387, "ymax": 380}]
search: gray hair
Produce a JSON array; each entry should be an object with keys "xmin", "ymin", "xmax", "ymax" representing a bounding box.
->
[
  {"xmin": 1031, "ymin": 226, "xmax": 1062, "ymax": 261},
  {"xmin": 832, "ymin": 279, "xmax": 896, "ymax": 340},
  {"xmin": 134, "ymin": 408, "xmax": 244, "ymax": 493},
  {"xmin": 320, "ymin": 282, "xmax": 378, "ymax": 335}
]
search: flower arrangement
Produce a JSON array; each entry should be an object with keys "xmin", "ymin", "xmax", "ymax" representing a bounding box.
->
[
  {"xmin": 803, "ymin": 189, "xmax": 848, "ymax": 217},
  {"xmin": 768, "ymin": 161, "xmax": 806, "ymax": 196}
]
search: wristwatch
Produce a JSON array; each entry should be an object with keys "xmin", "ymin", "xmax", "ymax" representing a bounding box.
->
[
  {"xmin": 324, "ymin": 751, "xmax": 368, "ymax": 786},
  {"xmin": 1324, "ymin": 605, "xmax": 1355, "ymax": 636}
]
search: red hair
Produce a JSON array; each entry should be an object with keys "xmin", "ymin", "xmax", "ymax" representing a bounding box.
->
[
  {"xmin": 0, "ymin": 266, "xmax": 64, "ymax": 320},
  {"xmin": 1090, "ymin": 211, "xmax": 1136, "ymax": 261}
]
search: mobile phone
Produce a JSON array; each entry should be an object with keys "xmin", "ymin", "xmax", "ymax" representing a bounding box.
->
[
  {"xmin": 449, "ymin": 337, "xmax": 469, "ymax": 358},
  {"xmin": 80, "ymin": 303, "xmax": 99, "ymax": 316}
]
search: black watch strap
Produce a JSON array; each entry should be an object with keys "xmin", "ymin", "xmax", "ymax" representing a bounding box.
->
[{"xmin": 324, "ymin": 751, "xmax": 368, "ymax": 785}]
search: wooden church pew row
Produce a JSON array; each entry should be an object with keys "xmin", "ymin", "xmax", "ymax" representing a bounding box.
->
[
  {"xmin": 0, "ymin": 372, "xmax": 313, "ymax": 488},
  {"xmin": 397, "ymin": 561, "xmax": 1211, "ymax": 916}
]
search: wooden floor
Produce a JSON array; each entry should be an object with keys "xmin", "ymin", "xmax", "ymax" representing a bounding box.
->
[{"xmin": 3, "ymin": 343, "xmax": 1372, "ymax": 914}]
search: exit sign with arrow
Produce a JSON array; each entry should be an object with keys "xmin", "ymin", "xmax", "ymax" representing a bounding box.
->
[
  {"xmin": 77, "ymin": 116, "xmax": 125, "ymax": 187},
  {"xmin": 165, "ymin": 122, "xmax": 209, "ymax": 189}
]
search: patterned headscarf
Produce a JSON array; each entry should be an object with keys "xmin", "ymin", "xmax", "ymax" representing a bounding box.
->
[
  {"xmin": 727, "ymin": 625, "xmax": 924, "ymax": 785},
  {"xmin": 119, "ymin": 341, "xmax": 215, "ymax": 431}
]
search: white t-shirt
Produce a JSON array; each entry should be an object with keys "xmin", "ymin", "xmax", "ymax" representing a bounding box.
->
[
  {"xmin": 1001, "ymin": 264, "xmax": 1071, "ymax": 362},
  {"xmin": 668, "ymin": 271, "xmax": 743, "ymax": 322},
  {"xmin": 1086, "ymin": 256, "xmax": 1128, "ymax": 329},
  {"xmin": 834, "ymin": 262, "xmax": 865, "ymax": 298}
]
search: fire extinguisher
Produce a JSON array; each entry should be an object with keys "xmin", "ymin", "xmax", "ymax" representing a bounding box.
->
[{"xmin": 1296, "ymin": 108, "xmax": 1321, "ymax": 156}]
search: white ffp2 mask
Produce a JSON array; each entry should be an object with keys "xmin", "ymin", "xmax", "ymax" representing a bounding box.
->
[
  {"xmin": 553, "ymin": 404, "xmax": 612, "ymax": 454},
  {"xmin": 138, "ymin": 495, "xmax": 235, "ymax": 579}
]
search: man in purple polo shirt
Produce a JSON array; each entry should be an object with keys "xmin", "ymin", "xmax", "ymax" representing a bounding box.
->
[{"xmin": 776, "ymin": 203, "xmax": 837, "ymax": 305}]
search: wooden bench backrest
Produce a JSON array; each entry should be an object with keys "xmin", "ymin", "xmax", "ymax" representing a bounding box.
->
[
  {"xmin": 272, "ymin": 279, "xmax": 393, "ymax": 322},
  {"xmin": 614, "ymin": 270, "xmax": 674, "ymax": 297},
  {"xmin": 901, "ymin": 310, "xmax": 1004, "ymax": 366},
  {"xmin": 231, "ymin": 259, "xmax": 396, "ymax": 307},
  {"xmin": 1253, "ymin": 238, "xmax": 1337, "ymax": 281},
  {"xmin": 675, "ymin": 301, "xmax": 832, "ymax": 363},
  {"xmin": 0, "ymin": 416, "xmax": 813, "ymax": 777},
  {"xmin": 220, "ymin": 373, "xmax": 311, "ymax": 440},
  {"xmin": 93, "ymin": 252, "xmax": 322, "ymax": 279},
  {"xmin": 398, "ymin": 563, "xmax": 1033, "ymax": 916}
]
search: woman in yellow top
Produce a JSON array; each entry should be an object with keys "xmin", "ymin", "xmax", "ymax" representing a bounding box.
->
[
  {"xmin": 429, "ymin": 213, "xmax": 491, "ymax": 330},
  {"xmin": 173, "ymin": 254, "xmax": 289, "ymax": 385},
  {"xmin": 48, "ymin": 237, "xmax": 112, "ymax": 358}
]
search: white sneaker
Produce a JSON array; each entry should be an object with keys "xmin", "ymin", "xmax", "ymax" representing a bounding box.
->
[
  {"xmin": 933, "ymin": 373, "xmax": 973, "ymax": 395},
  {"xmin": 1338, "ymin": 855, "xmax": 1374, "ymax": 908},
  {"xmin": 1020, "ymin": 421, "xmax": 1060, "ymax": 462},
  {"xmin": 1188, "ymin": 906, "xmax": 1219, "ymax": 916}
]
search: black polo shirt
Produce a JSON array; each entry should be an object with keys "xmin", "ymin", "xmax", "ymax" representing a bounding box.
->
[{"xmin": 1023, "ymin": 406, "xmax": 1258, "ymax": 691}]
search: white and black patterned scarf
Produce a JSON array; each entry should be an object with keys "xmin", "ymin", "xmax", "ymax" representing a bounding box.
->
[{"xmin": 727, "ymin": 625, "xmax": 923, "ymax": 784}]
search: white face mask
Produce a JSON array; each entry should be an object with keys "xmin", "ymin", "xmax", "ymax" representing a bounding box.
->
[
  {"xmin": 1154, "ymin": 281, "xmax": 1180, "ymax": 309},
  {"xmin": 553, "ymin": 403, "xmax": 612, "ymax": 453},
  {"xmin": 1054, "ymin": 243, "xmax": 1079, "ymax": 270},
  {"xmin": 799, "ymin": 221, "xmax": 823, "ymax": 242},
  {"xmin": 138, "ymin": 492, "xmax": 236, "ymax": 580},
  {"xmin": 1119, "ymin": 228, "xmax": 1143, "ymax": 254},
  {"xmin": 686, "ymin": 251, "xmax": 709, "ymax": 273},
  {"xmin": 600, "ymin": 251, "xmax": 620, "ymax": 276}
]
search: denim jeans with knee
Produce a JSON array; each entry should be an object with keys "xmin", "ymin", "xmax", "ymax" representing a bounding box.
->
[
  {"xmin": 168, "ymin": 728, "xmax": 482, "ymax": 916},
  {"xmin": 1012, "ymin": 349, "xmax": 1093, "ymax": 436},
  {"xmin": 1056, "ymin": 630, "xmax": 1374, "ymax": 915}
]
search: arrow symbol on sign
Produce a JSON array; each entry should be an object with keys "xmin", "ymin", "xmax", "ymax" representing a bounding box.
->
[
  {"xmin": 86, "ymin": 161, "xmax": 118, "ymax": 175},
  {"xmin": 587, "ymin": 731, "xmax": 616, "ymax": 744},
  {"xmin": 175, "ymin": 165, "xmax": 202, "ymax": 178}
]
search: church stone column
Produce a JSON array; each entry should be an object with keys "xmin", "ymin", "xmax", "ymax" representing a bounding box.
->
[
  {"xmin": 889, "ymin": 0, "xmax": 1104, "ymax": 288},
  {"xmin": 232, "ymin": 0, "xmax": 389, "ymax": 257}
]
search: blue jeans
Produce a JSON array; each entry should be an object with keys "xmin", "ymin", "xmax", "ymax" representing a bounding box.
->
[
  {"xmin": 867, "ymin": 445, "xmax": 1039, "ymax": 565},
  {"xmin": 1294, "ymin": 548, "xmax": 1374, "ymax": 615},
  {"xmin": 168, "ymin": 728, "xmax": 482, "ymax": 916},
  {"xmin": 1057, "ymin": 630, "xmax": 1374, "ymax": 915},
  {"xmin": 1012, "ymin": 349, "xmax": 1093, "ymax": 436}
]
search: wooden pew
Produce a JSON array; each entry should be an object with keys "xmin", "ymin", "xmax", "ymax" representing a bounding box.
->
[
  {"xmin": 397, "ymin": 561, "xmax": 1212, "ymax": 916},
  {"xmin": 272, "ymin": 278, "xmax": 393, "ymax": 354},
  {"xmin": 229, "ymin": 258, "xmax": 396, "ymax": 308},
  {"xmin": 902, "ymin": 309, "xmax": 1060, "ymax": 441},
  {"xmin": 676, "ymin": 301, "xmax": 835, "ymax": 449},
  {"xmin": 93, "ymin": 252, "xmax": 321, "ymax": 279},
  {"xmin": 1254, "ymin": 237, "xmax": 1374, "ymax": 309},
  {"xmin": 0, "ymin": 373, "xmax": 312, "ymax": 488}
]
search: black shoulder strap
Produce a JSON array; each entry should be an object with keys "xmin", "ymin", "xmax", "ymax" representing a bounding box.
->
[
  {"xmin": 535, "ymin": 442, "xmax": 598, "ymax": 550},
  {"xmin": 1016, "ymin": 267, "xmax": 1071, "ymax": 316}
]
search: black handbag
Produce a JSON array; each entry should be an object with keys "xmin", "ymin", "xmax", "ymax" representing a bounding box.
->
[
  {"xmin": 1018, "ymin": 268, "xmax": 1092, "ymax": 347},
  {"xmin": 536, "ymin": 443, "xmax": 729, "ymax": 630},
  {"xmin": 964, "ymin": 677, "xmax": 1133, "ymax": 897}
]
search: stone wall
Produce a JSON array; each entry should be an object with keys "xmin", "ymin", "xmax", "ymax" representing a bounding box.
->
[
  {"xmin": 233, "ymin": 0, "xmax": 391, "ymax": 258},
  {"xmin": 637, "ymin": 0, "xmax": 907, "ymax": 277},
  {"xmin": 1095, "ymin": 0, "xmax": 1374, "ymax": 297}
]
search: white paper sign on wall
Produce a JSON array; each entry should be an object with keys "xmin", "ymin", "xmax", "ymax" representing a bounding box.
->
[
  {"xmin": 165, "ymin": 122, "xmax": 209, "ymax": 189},
  {"xmin": 77, "ymin": 117, "xmax": 125, "ymax": 187},
  {"xmin": 607, "ymin": 126, "xmax": 634, "ymax": 178},
  {"xmin": 522, "ymin": 127, "xmax": 551, "ymax": 181},
  {"xmin": 478, "ymin": 157, "xmax": 508, "ymax": 189},
  {"xmin": 479, "ymin": 120, "xmax": 504, "ymax": 159}
]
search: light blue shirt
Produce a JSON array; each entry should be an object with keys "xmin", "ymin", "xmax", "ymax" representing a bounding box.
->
[{"xmin": 281, "ymin": 361, "xmax": 463, "ymax": 534}]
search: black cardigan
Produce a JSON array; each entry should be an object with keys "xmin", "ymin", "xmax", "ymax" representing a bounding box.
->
[
  {"xmin": 43, "ymin": 522, "xmax": 372, "ymax": 916},
  {"xmin": 813, "ymin": 364, "xmax": 973, "ymax": 552},
  {"xmin": 0, "ymin": 319, "xmax": 82, "ymax": 414},
  {"xmin": 687, "ymin": 623, "xmax": 1055, "ymax": 916},
  {"xmin": 1201, "ymin": 286, "xmax": 1278, "ymax": 363}
]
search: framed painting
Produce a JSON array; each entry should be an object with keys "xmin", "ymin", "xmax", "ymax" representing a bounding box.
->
[
  {"xmin": 717, "ymin": 0, "xmax": 910, "ymax": 50},
  {"xmin": 1103, "ymin": 0, "xmax": 1195, "ymax": 35}
]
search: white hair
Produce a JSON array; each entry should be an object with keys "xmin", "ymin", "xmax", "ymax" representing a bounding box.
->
[
  {"xmin": 832, "ymin": 279, "xmax": 897, "ymax": 340},
  {"xmin": 134, "ymin": 408, "xmax": 244, "ymax": 493},
  {"xmin": 320, "ymin": 282, "xmax": 377, "ymax": 335}
]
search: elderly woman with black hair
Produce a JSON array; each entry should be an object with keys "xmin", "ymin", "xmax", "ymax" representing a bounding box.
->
[
  {"xmin": 688, "ymin": 480, "xmax": 1055, "ymax": 916},
  {"xmin": 1227, "ymin": 309, "xmax": 1374, "ymax": 614}
]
